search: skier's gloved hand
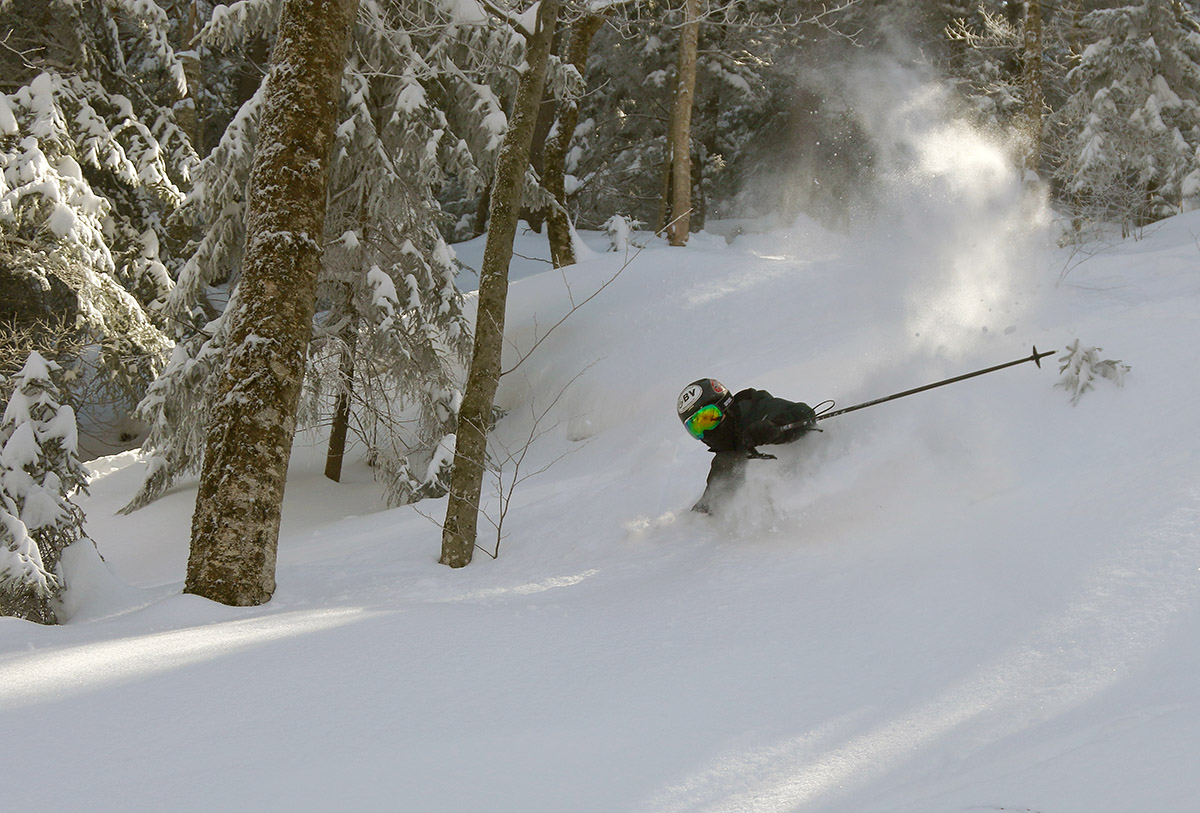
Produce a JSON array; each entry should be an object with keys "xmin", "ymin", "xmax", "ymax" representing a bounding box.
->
[
  {"xmin": 746, "ymin": 448, "xmax": 776, "ymax": 460},
  {"xmin": 745, "ymin": 419, "xmax": 783, "ymax": 447},
  {"xmin": 792, "ymin": 403, "xmax": 817, "ymax": 429}
]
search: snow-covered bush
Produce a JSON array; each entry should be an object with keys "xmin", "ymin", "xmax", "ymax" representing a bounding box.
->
[
  {"xmin": 0, "ymin": 352, "xmax": 89, "ymax": 624},
  {"xmin": 1057, "ymin": 339, "xmax": 1131, "ymax": 405}
]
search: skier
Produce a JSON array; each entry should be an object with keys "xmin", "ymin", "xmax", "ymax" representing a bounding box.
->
[{"xmin": 677, "ymin": 378, "xmax": 819, "ymax": 514}]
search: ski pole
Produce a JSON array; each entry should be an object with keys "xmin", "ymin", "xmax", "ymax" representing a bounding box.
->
[{"xmin": 782, "ymin": 346, "xmax": 1056, "ymax": 430}]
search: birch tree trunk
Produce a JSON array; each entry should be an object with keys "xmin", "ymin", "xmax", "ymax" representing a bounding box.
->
[
  {"xmin": 440, "ymin": 0, "xmax": 561, "ymax": 568},
  {"xmin": 666, "ymin": 0, "xmax": 700, "ymax": 246},
  {"xmin": 185, "ymin": 0, "xmax": 359, "ymax": 605},
  {"xmin": 546, "ymin": 13, "xmax": 606, "ymax": 268}
]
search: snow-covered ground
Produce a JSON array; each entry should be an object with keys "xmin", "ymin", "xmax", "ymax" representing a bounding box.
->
[{"xmin": 4, "ymin": 121, "xmax": 1200, "ymax": 811}]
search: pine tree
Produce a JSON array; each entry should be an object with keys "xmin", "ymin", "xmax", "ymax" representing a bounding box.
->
[
  {"xmin": 544, "ymin": 12, "xmax": 606, "ymax": 268},
  {"xmin": 1056, "ymin": 0, "xmax": 1200, "ymax": 228},
  {"xmin": 306, "ymin": 0, "xmax": 508, "ymax": 499},
  {"xmin": 562, "ymin": 0, "xmax": 859, "ymax": 232},
  {"xmin": 548, "ymin": 6, "xmax": 673, "ymax": 229},
  {"xmin": 0, "ymin": 352, "xmax": 88, "ymax": 624},
  {"xmin": 942, "ymin": 2, "xmax": 1061, "ymax": 175},
  {"xmin": 1057, "ymin": 339, "xmax": 1131, "ymax": 404},
  {"xmin": 0, "ymin": 0, "xmax": 192, "ymax": 424}
]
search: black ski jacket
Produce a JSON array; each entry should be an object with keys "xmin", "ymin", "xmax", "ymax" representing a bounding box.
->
[
  {"xmin": 692, "ymin": 388, "xmax": 817, "ymax": 514},
  {"xmin": 699, "ymin": 388, "xmax": 816, "ymax": 456}
]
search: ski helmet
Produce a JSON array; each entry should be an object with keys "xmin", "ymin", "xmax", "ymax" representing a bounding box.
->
[{"xmin": 677, "ymin": 378, "xmax": 733, "ymax": 439}]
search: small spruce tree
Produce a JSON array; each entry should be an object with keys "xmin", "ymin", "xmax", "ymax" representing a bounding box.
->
[
  {"xmin": 1057, "ymin": 339, "xmax": 1131, "ymax": 405},
  {"xmin": 0, "ymin": 352, "xmax": 89, "ymax": 624}
]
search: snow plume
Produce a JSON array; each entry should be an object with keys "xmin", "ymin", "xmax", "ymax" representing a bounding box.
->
[
  {"xmin": 712, "ymin": 58, "xmax": 1060, "ymax": 528},
  {"xmin": 835, "ymin": 58, "xmax": 1052, "ymax": 362}
]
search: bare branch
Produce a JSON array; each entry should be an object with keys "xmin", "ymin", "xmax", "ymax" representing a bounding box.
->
[
  {"xmin": 498, "ymin": 237, "xmax": 648, "ymax": 377},
  {"xmin": 481, "ymin": 362, "xmax": 596, "ymax": 558}
]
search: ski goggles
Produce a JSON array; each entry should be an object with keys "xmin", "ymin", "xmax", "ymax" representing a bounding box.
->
[{"xmin": 685, "ymin": 404, "xmax": 725, "ymax": 439}]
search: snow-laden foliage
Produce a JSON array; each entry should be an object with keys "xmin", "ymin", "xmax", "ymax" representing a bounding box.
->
[
  {"xmin": 0, "ymin": 0, "xmax": 192, "ymax": 427},
  {"xmin": 0, "ymin": 352, "xmax": 88, "ymax": 624},
  {"xmin": 126, "ymin": 0, "xmax": 529, "ymax": 510},
  {"xmin": 1057, "ymin": 339, "xmax": 1131, "ymax": 405},
  {"xmin": 119, "ymin": 312, "xmax": 228, "ymax": 513},
  {"xmin": 944, "ymin": 5, "xmax": 1033, "ymax": 126},
  {"xmin": 1056, "ymin": 0, "xmax": 1200, "ymax": 229}
]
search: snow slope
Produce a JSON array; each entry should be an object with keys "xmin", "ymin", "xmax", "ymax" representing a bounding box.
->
[{"xmin": 3, "ymin": 130, "xmax": 1200, "ymax": 811}]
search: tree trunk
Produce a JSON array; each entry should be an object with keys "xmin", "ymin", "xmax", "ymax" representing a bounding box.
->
[
  {"xmin": 472, "ymin": 181, "xmax": 491, "ymax": 237},
  {"xmin": 1022, "ymin": 0, "xmax": 1044, "ymax": 175},
  {"xmin": 324, "ymin": 317, "xmax": 357, "ymax": 482},
  {"xmin": 666, "ymin": 0, "xmax": 700, "ymax": 246},
  {"xmin": 175, "ymin": 0, "xmax": 204, "ymax": 154},
  {"xmin": 185, "ymin": 0, "xmax": 359, "ymax": 606},
  {"xmin": 546, "ymin": 13, "xmax": 606, "ymax": 268},
  {"xmin": 656, "ymin": 135, "xmax": 674, "ymax": 234},
  {"xmin": 522, "ymin": 73, "xmax": 561, "ymax": 233},
  {"xmin": 440, "ymin": 0, "xmax": 561, "ymax": 568}
]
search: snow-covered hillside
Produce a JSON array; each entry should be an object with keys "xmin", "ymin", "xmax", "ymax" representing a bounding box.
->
[{"xmin": 3, "ymin": 129, "xmax": 1200, "ymax": 810}]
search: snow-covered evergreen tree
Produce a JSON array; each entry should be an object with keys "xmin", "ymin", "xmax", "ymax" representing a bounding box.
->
[
  {"xmin": 941, "ymin": 2, "xmax": 1065, "ymax": 176},
  {"xmin": 0, "ymin": 352, "xmax": 88, "ymax": 624},
  {"xmin": 0, "ymin": 0, "xmax": 192, "ymax": 428},
  {"xmin": 125, "ymin": 0, "xmax": 523, "ymax": 511},
  {"xmin": 1055, "ymin": 0, "xmax": 1200, "ymax": 228}
]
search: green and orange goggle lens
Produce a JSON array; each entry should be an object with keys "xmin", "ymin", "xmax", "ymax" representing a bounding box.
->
[{"xmin": 685, "ymin": 404, "xmax": 725, "ymax": 439}]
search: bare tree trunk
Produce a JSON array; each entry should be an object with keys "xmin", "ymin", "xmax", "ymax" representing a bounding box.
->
[
  {"xmin": 440, "ymin": 0, "xmax": 561, "ymax": 568},
  {"xmin": 666, "ymin": 0, "xmax": 700, "ymax": 246},
  {"xmin": 185, "ymin": 0, "xmax": 359, "ymax": 606},
  {"xmin": 691, "ymin": 143, "xmax": 706, "ymax": 230},
  {"xmin": 1022, "ymin": 0, "xmax": 1044, "ymax": 174},
  {"xmin": 324, "ymin": 311, "xmax": 357, "ymax": 482},
  {"xmin": 546, "ymin": 13, "xmax": 606, "ymax": 268},
  {"xmin": 175, "ymin": 0, "xmax": 204, "ymax": 154},
  {"xmin": 472, "ymin": 182, "xmax": 492, "ymax": 237},
  {"xmin": 522, "ymin": 78, "xmax": 561, "ymax": 233},
  {"xmin": 656, "ymin": 135, "xmax": 674, "ymax": 234}
]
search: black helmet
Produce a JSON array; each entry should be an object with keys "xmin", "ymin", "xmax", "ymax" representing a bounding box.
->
[{"xmin": 677, "ymin": 378, "xmax": 733, "ymax": 439}]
